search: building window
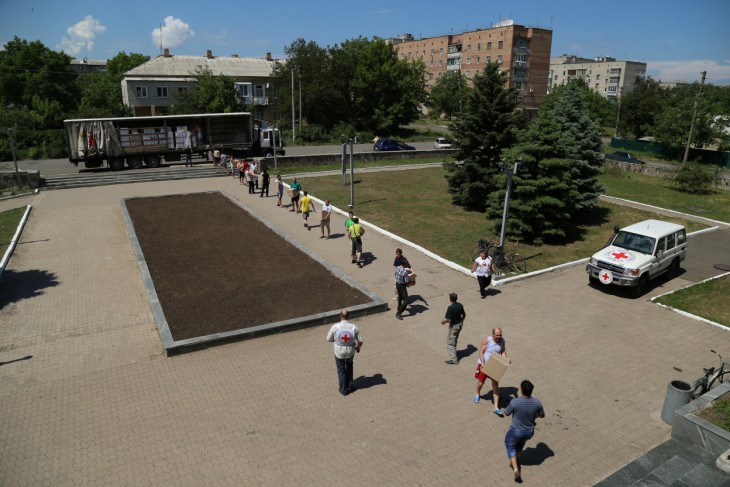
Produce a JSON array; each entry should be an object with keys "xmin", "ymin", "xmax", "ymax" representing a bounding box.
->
[
  {"xmin": 486, "ymin": 56, "xmax": 491, "ymax": 63},
  {"xmin": 466, "ymin": 58, "xmax": 471, "ymax": 65},
  {"xmin": 476, "ymin": 57, "xmax": 480, "ymax": 64},
  {"xmin": 477, "ymin": 43, "xmax": 481, "ymax": 51},
  {"xmin": 430, "ymin": 49, "xmax": 434, "ymax": 55},
  {"xmin": 467, "ymin": 44, "xmax": 471, "ymax": 51},
  {"xmin": 515, "ymin": 81, "xmax": 524, "ymax": 90},
  {"xmin": 135, "ymin": 86, "xmax": 148, "ymax": 98},
  {"xmin": 156, "ymin": 87, "xmax": 169, "ymax": 98},
  {"xmin": 465, "ymin": 71, "xmax": 471, "ymax": 78},
  {"xmin": 498, "ymin": 41, "xmax": 503, "ymax": 49},
  {"xmin": 487, "ymin": 42, "xmax": 492, "ymax": 50},
  {"xmin": 177, "ymin": 86, "xmax": 189, "ymax": 93},
  {"xmin": 515, "ymin": 53, "xmax": 527, "ymax": 64},
  {"xmin": 497, "ymin": 55, "xmax": 503, "ymax": 63},
  {"xmin": 429, "ymin": 72, "xmax": 433, "ymax": 80},
  {"xmin": 439, "ymin": 59, "xmax": 442, "ymax": 67},
  {"xmin": 440, "ymin": 47, "xmax": 444, "ymax": 54}
]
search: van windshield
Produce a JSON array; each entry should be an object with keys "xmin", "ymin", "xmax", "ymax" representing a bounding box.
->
[{"xmin": 613, "ymin": 231, "xmax": 655, "ymax": 255}]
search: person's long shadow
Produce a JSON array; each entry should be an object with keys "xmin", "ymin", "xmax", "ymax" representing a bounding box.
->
[
  {"xmin": 519, "ymin": 442, "xmax": 555, "ymax": 466},
  {"xmin": 353, "ymin": 373, "xmax": 386, "ymax": 390},
  {"xmin": 458, "ymin": 344, "xmax": 478, "ymax": 361},
  {"xmin": 482, "ymin": 386, "xmax": 519, "ymax": 408},
  {"xmin": 0, "ymin": 269, "xmax": 59, "ymax": 309}
]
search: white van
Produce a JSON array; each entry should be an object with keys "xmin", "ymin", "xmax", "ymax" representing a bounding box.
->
[{"xmin": 585, "ymin": 219, "xmax": 687, "ymax": 297}]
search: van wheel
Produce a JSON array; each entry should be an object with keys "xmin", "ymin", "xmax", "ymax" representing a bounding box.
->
[
  {"xmin": 631, "ymin": 276, "xmax": 648, "ymax": 298},
  {"xmin": 669, "ymin": 258, "xmax": 680, "ymax": 278}
]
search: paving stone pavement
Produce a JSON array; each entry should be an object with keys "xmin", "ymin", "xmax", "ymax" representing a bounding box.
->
[{"xmin": 1, "ymin": 176, "xmax": 729, "ymax": 486}]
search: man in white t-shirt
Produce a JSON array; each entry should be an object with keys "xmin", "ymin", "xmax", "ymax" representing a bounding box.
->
[
  {"xmin": 320, "ymin": 199, "xmax": 333, "ymax": 239},
  {"xmin": 471, "ymin": 248, "xmax": 495, "ymax": 299},
  {"xmin": 326, "ymin": 310, "xmax": 363, "ymax": 395}
]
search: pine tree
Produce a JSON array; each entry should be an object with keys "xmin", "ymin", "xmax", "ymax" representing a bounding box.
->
[
  {"xmin": 487, "ymin": 83, "xmax": 604, "ymax": 243},
  {"xmin": 444, "ymin": 64, "xmax": 524, "ymax": 211}
]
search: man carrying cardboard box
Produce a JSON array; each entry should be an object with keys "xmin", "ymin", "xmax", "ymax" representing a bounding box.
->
[{"xmin": 474, "ymin": 327, "xmax": 511, "ymax": 415}]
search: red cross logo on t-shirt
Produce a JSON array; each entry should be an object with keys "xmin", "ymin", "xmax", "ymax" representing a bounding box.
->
[{"xmin": 340, "ymin": 333, "xmax": 351, "ymax": 343}]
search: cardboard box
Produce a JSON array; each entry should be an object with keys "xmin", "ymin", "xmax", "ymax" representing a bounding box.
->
[{"xmin": 482, "ymin": 353, "xmax": 510, "ymax": 381}]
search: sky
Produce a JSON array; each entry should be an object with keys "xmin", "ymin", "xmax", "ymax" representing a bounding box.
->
[{"xmin": 1, "ymin": 0, "xmax": 729, "ymax": 85}]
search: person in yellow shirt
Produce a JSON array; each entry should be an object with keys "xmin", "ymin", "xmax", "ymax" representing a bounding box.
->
[
  {"xmin": 348, "ymin": 217, "xmax": 365, "ymax": 267},
  {"xmin": 301, "ymin": 191, "xmax": 316, "ymax": 230}
]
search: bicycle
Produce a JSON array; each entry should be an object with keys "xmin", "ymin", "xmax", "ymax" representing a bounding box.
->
[
  {"xmin": 470, "ymin": 238, "xmax": 497, "ymax": 262},
  {"xmin": 690, "ymin": 349, "xmax": 730, "ymax": 399},
  {"xmin": 491, "ymin": 241, "xmax": 527, "ymax": 274}
]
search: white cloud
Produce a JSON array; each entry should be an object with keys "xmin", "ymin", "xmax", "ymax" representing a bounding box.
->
[
  {"xmin": 648, "ymin": 59, "xmax": 730, "ymax": 85},
  {"xmin": 151, "ymin": 16, "xmax": 194, "ymax": 49},
  {"xmin": 58, "ymin": 15, "xmax": 107, "ymax": 57}
]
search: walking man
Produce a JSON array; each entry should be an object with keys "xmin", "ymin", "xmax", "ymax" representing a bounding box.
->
[
  {"xmin": 289, "ymin": 177, "xmax": 302, "ymax": 212},
  {"xmin": 320, "ymin": 199, "xmax": 332, "ymax": 239},
  {"xmin": 471, "ymin": 248, "xmax": 495, "ymax": 299},
  {"xmin": 275, "ymin": 174, "xmax": 284, "ymax": 206},
  {"xmin": 348, "ymin": 216, "xmax": 365, "ymax": 266},
  {"xmin": 345, "ymin": 211, "xmax": 355, "ymax": 260},
  {"xmin": 504, "ymin": 380, "xmax": 545, "ymax": 482},
  {"xmin": 326, "ymin": 310, "xmax": 363, "ymax": 396},
  {"xmin": 394, "ymin": 263, "xmax": 412, "ymax": 320},
  {"xmin": 301, "ymin": 191, "xmax": 316, "ymax": 230},
  {"xmin": 441, "ymin": 292, "xmax": 465, "ymax": 364},
  {"xmin": 260, "ymin": 168, "xmax": 270, "ymax": 197}
]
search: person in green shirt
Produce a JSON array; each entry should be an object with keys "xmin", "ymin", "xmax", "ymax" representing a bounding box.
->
[
  {"xmin": 344, "ymin": 211, "xmax": 355, "ymax": 262},
  {"xmin": 348, "ymin": 217, "xmax": 365, "ymax": 267},
  {"xmin": 289, "ymin": 178, "xmax": 302, "ymax": 213}
]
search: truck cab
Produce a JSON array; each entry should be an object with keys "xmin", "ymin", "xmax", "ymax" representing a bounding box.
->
[{"xmin": 585, "ymin": 219, "xmax": 687, "ymax": 297}]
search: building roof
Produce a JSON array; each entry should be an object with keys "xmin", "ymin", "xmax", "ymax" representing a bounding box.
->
[{"xmin": 125, "ymin": 53, "xmax": 278, "ymax": 78}]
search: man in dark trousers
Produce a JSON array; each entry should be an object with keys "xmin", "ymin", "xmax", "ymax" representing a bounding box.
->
[
  {"xmin": 440, "ymin": 292, "xmax": 465, "ymax": 364},
  {"xmin": 260, "ymin": 168, "xmax": 270, "ymax": 197},
  {"xmin": 394, "ymin": 264, "xmax": 412, "ymax": 320}
]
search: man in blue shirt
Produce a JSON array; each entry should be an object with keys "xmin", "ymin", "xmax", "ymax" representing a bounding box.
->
[{"xmin": 504, "ymin": 380, "xmax": 545, "ymax": 482}]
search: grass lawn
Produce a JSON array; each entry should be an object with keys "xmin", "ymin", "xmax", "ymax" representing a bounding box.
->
[
  {"xmin": 293, "ymin": 166, "xmax": 708, "ymax": 272},
  {"xmin": 655, "ymin": 275, "xmax": 730, "ymax": 327},
  {"xmin": 0, "ymin": 206, "xmax": 27, "ymax": 256},
  {"xmin": 599, "ymin": 170, "xmax": 730, "ymax": 223}
]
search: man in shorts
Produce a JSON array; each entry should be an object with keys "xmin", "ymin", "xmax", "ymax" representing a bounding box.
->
[
  {"xmin": 300, "ymin": 191, "xmax": 316, "ymax": 230},
  {"xmin": 348, "ymin": 217, "xmax": 365, "ymax": 267},
  {"xmin": 504, "ymin": 380, "xmax": 545, "ymax": 482},
  {"xmin": 289, "ymin": 177, "xmax": 302, "ymax": 212},
  {"xmin": 320, "ymin": 199, "xmax": 332, "ymax": 239}
]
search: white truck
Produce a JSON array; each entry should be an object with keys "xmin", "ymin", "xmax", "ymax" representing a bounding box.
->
[
  {"xmin": 64, "ymin": 112, "xmax": 284, "ymax": 170},
  {"xmin": 585, "ymin": 219, "xmax": 687, "ymax": 297}
]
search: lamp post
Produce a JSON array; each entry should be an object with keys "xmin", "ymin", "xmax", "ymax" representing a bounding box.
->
[{"xmin": 498, "ymin": 160, "xmax": 521, "ymax": 247}]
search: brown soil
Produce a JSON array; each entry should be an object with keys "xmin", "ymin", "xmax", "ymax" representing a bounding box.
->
[{"xmin": 125, "ymin": 192, "xmax": 371, "ymax": 341}]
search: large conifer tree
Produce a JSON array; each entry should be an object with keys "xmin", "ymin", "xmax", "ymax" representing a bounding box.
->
[
  {"xmin": 444, "ymin": 63, "xmax": 524, "ymax": 211},
  {"xmin": 487, "ymin": 82, "xmax": 604, "ymax": 243}
]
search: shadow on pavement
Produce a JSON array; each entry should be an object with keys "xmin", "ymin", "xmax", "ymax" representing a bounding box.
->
[
  {"xmin": 519, "ymin": 442, "xmax": 555, "ymax": 466},
  {"xmin": 0, "ymin": 269, "xmax": 59, "ymax": 309},
  {"xmin": 354, "ymin": 373, "xmax": 387, "ymax": 390}
]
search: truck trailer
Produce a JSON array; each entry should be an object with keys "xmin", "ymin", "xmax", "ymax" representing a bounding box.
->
[{"xmin": 64, "ymin": 112, "xmax": 284, "ymax": 170}]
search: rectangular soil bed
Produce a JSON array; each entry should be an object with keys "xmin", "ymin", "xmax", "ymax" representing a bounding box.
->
[{"xmin": 123, "ymin": 191, "xmax": 382, "ymax": 352}]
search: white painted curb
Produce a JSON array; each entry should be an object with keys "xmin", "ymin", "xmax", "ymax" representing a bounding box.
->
[{"xmin": 0, "ymin": 204, "xmax": 32, "ymax": 280}]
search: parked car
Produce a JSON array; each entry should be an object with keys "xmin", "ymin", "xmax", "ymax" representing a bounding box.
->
[
  {"xmin": 585, "ymin": 219, "xmax": 687, "ymax": 297},
  {"xmin": 434, "ymin": 137, "xmax": 453, "ymax": 149},
  {"xmin": 605, "ymin": 151, "xmax": 644, "ymax": 164},
  {"xmin": 373, "ymin": 139, "xmax": 415, "ymax": 151}
]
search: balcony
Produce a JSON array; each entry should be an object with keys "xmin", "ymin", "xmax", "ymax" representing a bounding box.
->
[{"xmin": 512, "ymin": 60, "xmax": 529, "ymax": 69}]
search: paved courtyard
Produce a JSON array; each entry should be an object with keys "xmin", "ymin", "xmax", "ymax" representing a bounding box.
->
[{"xmin": 1, "ymin": 176, "xmax": 728, "ymax": 486}]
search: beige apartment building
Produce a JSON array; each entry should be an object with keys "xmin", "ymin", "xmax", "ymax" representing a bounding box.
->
[
  {"xmin": 549, "ymin": 55, "xmax": 647, "ymax": 100},
  {"xmin": 391, "ymin": 20, "xmax": 553, "ymax": 114}
]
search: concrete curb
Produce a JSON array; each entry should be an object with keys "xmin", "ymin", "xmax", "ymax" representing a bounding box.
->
[
  {"xmin": 651, "ymin": 271, "xmax": 730, "ymax": 333},
  {"xmin": 0, "ymin": 204, "xmax": 32, "ymax": 280}
]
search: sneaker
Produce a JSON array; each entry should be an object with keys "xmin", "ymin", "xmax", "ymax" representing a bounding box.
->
[
  {"xmin": 445, "ymin": 360, "xmax": 458, "ymax": 365},
  {"xmin": 494, "ymin": 409, "xmax": 504, "ymax": 417},
  {"xmin": 395, "ymin": 314, "xmax": 403, "ymax": 320},
  {"xmin": 357, "ymin": 262, "xmax": 363, "ymax": 268},
  {"xmin": 351, "ymin": 260, "xmax": 357, "ymax": 264},
  {"xmin": 473, "ymin": 395, "xmax": 480, "ymax": 403}
]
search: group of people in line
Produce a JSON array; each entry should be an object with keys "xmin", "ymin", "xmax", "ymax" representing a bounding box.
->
[{"xmin": 328, "ymin": 241, "xmax": 542, "ymax": 482}]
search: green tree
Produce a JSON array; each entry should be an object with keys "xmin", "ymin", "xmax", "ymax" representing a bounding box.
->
[
  {"xmin": 619, "ymin": 77, "xmax": 667, "ymax": 138},
  {"xmin": 0, "ymin": 36, "xmax": 79, "ymax": 112},
  {"xmin": 542, "ymin": 78, "xmax": 615, "ymax": 128},
  {"xmin": 427, "ymin": 72, "xmax": 469, "ymax": 120},
  {"xmin": 77, "ymin": 52, "xmax": 149, "ymax": 117},
  {"xmin": 444, "ymin": 63, "xmax": 524, "ymax": 211},
  {"xmin": 171, "ymin": 67, "xmax": 245, "ymax": 114},
  {"xmin": 350, "ymin": 39, "xmax": 425, "ymax": 134},
  {"xmin": 490, "ymin": 82, "xmax": 604, "ymax": 243}
]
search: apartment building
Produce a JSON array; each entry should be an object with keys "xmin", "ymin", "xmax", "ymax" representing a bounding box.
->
[
  {"xmin": 121, "ymin": 49, "xmax": 278, "ymax": 121},
  {"xmin": 549, "ymin": 54, "xmax": 647, "ymax": 100},
  {"xmin": 391, "ymin": 20, "xmax": 553, "ymax": 114}
]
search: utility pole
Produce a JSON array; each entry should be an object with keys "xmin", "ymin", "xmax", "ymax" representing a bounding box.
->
[
  {"xmin": 683, "ymin": 71, "xmax": 706, "ymax": 163},
  {"xmin": 614, "ymin": 86, "xmax": 624, "ymax": 137},
  {"xmin": 291, "ymin": 68, "xmax": 296, "ymax": 142},
  {"xmin": 298, "ymin": 71, "xmax": 302, "ymax": 135},
  {"xmin": 498, "ymin": 161, "xmax": 521, "ymax": 247}
]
